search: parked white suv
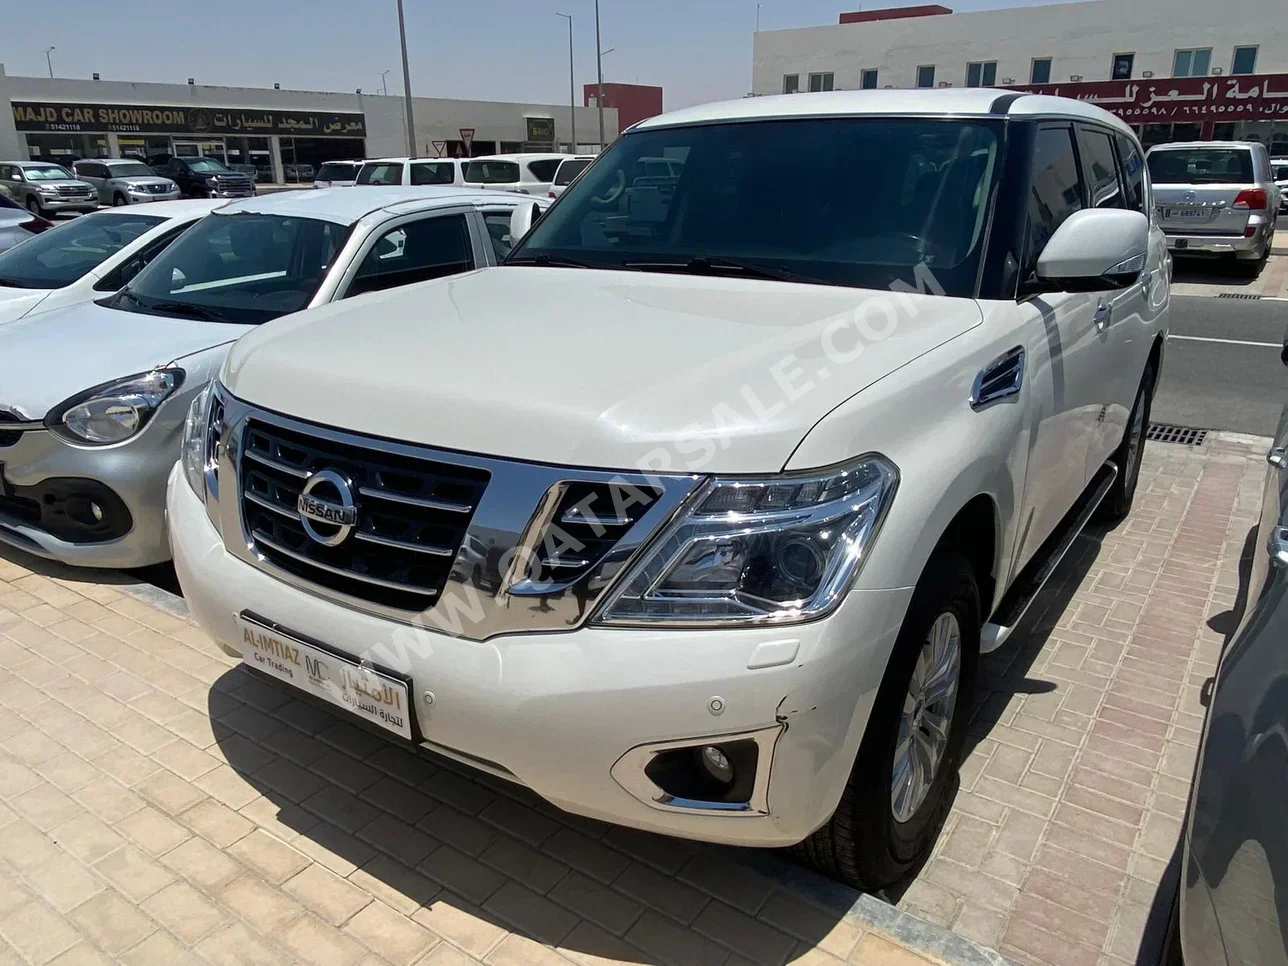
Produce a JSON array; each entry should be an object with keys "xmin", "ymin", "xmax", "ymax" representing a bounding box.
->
[
  {"xmin": 356, "ymin": 158, "xmax": 469, "ymax": 187},
  {"xmin": 168, "ymin": 90, "xmax": 1169, "ymax": 889},
  {"xmin": 464, "ymin": 153, "xmax": 571, "ymax": 195}
]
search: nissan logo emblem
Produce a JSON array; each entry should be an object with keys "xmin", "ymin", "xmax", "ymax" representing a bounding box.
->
[{"xmin": 297, "ymin": 469, "xmax": 358, "ymax": 547}]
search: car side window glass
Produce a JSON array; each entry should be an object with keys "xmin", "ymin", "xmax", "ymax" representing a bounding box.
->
[
  {"xmin": 410, "ymin": 162, "xmax": 455, "ymax": 186},
  {"xmin": 1114, "ymin": 134, "xmax": 1147, "ymax": 214},
  {"xmin": 347, "ymin": 214, "xmax": 474, "ymax": 298},
  {"xmin": 526, "ymin": 159, "xmax": 562, "ymax": 183},
  {"xmin": 1024, "ymin": 126, "xmax": 1085, "ymax": 274},
  {"xmin": 482, "ymin": 209, "xmax": 519, "ymax": 260},
  {"xmin": 1079, "ymin": 128, "xmax": 1124, "ymax": 209},
  {"xmin": 92, "ymin": 222, "xmax": 192, "ymax": 292}
]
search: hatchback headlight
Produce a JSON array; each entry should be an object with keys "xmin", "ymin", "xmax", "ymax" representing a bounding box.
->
[
  {"xmin": 594, "ymin": 456, "xmax": 898, "ymax": 626},
  {"xmin": 47, "ymin": 369, "xmax": 184, "ymax": 445}
]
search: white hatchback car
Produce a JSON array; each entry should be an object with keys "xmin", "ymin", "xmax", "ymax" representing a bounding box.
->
[
  {"xmin": 356, "ymin": 158, "xmax": 470, "ymax": 188},
  {"xmin": 464, "ymin": 154, "xmax": 572, "ymax": 195},
  {"xmin": 0, "ymin": 187, "xmax": 547, "ymax": 568},
  {"xmin": 0, "ymin": 199, "xmax": 222, "ymax": 325}
]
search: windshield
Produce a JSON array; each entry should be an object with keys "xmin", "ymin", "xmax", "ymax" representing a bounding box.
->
[
  {"xmin": 554, "ymin": 159, "xmax": 593, "ymax": 185},
  {"xmin": 108, "ymin": 162, "xmax": 156, "ymax": 179},
  {"xmin": 357, "ymin": 162, "xmax": 403, "ymax": 185},
  {"xmin": 316, "ymin": 162, "xmax": 360, "ymax": 182},
  {"xmin": 511, "ymin": 117, "xmax": 1000, "ymax": 296},
  {"xmin": 24, "ymin": 165, "xmax": 75, "ymax": 182},
  {"xmin": 466, "ymin": 160, "xmax": 520, "ymax": 184},
  {"xmin": 1148, "ymin": 148, "xmax": 1255, "ymax": 185},
  {"xmin": 0, "ymin": 212, "xmax": 163, "ymax": 289},
  {"xmin": 185, "ymin": 157, "xmax": 232, "ymax": 174},
  {"xmin": 112, "ymin": 212, "xmax": 350, "ymax": 324}
]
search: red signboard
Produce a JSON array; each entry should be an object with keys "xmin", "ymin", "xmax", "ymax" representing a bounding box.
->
[{"xmin": 1010, "ymin": 73, "xmax": 1288, "ymax": 123}]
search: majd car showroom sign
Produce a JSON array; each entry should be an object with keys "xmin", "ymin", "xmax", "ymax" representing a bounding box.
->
[{"xmin": 12, "ymin": 101, "xmax": 367, "ymax": 137}]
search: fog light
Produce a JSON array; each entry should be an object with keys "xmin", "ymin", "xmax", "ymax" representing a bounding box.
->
[{"xmin": 698, "ymin": 745, "xmax": 734, "ymax": 785}]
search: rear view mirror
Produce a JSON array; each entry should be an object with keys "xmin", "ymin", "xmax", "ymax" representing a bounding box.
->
[
  {"xmin": 509, "ymin": 202, "xmax": 542, "ymax": 244},
  {"xmin": 1035, "ymin": 209, "xmax": 1150, "ymax": 291}
]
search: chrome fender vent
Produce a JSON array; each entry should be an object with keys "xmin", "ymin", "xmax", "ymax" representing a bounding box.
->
[{"xmin": 970, "ymin": 347, "xmax": 1025, "ymax": 411}]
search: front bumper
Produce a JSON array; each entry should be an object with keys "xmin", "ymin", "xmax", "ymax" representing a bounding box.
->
[
  {"xmin": 35, "ymin": 195, "xmax": 98, "ymax": 212},
  {"xmin": 0, "ymin": 414, "xmax": 184, "ymax": 568},
  {"xmin": 128, "ymin": 189, "xmax": 181, "ymax": 203},
  {"xmin": 167, "ymin": 465, "xmax": 912, "ymax": 846}
]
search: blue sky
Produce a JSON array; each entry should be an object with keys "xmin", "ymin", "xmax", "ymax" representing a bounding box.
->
[{"xmin": 5, "ymin": 0, "xmax": 1063, "ymax": 109}]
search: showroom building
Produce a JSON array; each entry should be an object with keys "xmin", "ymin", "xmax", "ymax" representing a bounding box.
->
[
  {"xmin": 752, "ymin": 0, "xmax": 1288, "ymax": 149},
  {"xmin": 0, "ymin": 65, "xmax": 619, "ymax": 184}
]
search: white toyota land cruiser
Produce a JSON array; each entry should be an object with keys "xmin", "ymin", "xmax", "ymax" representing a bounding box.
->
[{"xmin": 168, "ymin": 90, "xmax": 1169, "ymax": 889}]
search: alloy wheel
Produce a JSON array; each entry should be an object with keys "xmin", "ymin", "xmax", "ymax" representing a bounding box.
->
[{"xmin": 891, "ymin": 612, "xmax": 962, "ymax": 823}]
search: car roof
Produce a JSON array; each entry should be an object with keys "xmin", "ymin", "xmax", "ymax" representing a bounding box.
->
[
  {"xmin": 361, "ymin": 157, "xmax": 465, "ymax": 164},
  {"xmin": 1146, "ymin": 141, "xmax": 1261, "ymax": 150},
  {"xmin": 631, "ymin": 89, "xmax": 1136, "ymax": 137},
  {"xmin": 89, "ymin": 198, "xmax": 225, "ymax": 220},
  {"xmin": 471, "ymin": 153, "xmax": 572, "ymax": 162},
  {"xmin": 12, "ymin": 160, "xmax": 69, "ymax": 167},
  {"xmin": 215, "ymin": 185, "xmax": 540, "ymax": 224}
]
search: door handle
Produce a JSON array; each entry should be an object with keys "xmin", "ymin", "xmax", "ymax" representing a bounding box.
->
[
  {"xmin": 1269, "ymin": 445, "xmax": 1287, "ymax": 469},
  {"xmin": 1094, "ymin": 299, "xmax": 1113, "ymax": 332}
]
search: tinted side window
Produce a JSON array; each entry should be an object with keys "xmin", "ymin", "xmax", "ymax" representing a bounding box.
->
[
  {"xmin": 93, "ymin": 222, "xmax": 192, "ymax": 292},
  {"xmin": 1024, "ymin": 126, "xmax": 1085, "ymax": 273},
  {"xmin": 410, "ymin": 162, "xmax": 455, "ymax": 186},
  {"xmin": 526, "ymin": 159, "xmax": 562, "ymax": 183},
  {"xmin": 1079, "ymin": 128, "xmax": 1124, "ymax": 209},
  {"xmin": 482, "ymin": 209, "xmax": 518, "ymax": 260},
  {"xmin": 347, "ymin": 214, "xmax": 474, "ymax": 298},
  {"xmin": 1114, "ymin": 134, "xmax": 1147, "ymax": 214}
]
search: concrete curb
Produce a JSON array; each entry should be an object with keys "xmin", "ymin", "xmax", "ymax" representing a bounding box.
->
[{"xmin": 735, "ymin": 849, "xmax": 1020, "ymax": 966}]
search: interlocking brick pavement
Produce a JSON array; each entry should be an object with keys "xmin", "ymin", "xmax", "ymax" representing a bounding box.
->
[
  {"xmin": 898, "ymin": 431, "xmax": 1271, "ymax": 966},
  {"xmin": 0, "ymin": 433, "xmax": 1267, "ymax": 965}
]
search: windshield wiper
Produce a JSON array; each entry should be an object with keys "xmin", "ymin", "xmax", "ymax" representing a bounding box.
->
[
  {"xmin": 148, "ymin": 300, "xmax": 236, "ymax": 324},
  {"xmin": 506, "ymin": 253, "xmax": 596, "ymax": 269},
  {"xmin": 622, "ymin": 256, "xmax": 803, "ymax": 283},
  {"xmin": 113, "ymin": 289, "xmax": 147, "ymax": 311}
]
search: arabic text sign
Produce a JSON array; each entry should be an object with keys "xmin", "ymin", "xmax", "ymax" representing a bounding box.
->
[
  {"xmin": 12, "ymin": 101, "xmax": 367, "ymax": 137},
  {"xmin": 1011, "ymin": 73, "xmax": 1288, "ymax": 123}
]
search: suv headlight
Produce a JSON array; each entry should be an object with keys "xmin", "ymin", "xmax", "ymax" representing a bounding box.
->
[
  {"xmin": 181, "ymin": 384, "xmax": 211, "ymax": 497},
  {"xmin": 47, "ymin": 369, "xmax": 184, "ymax": 445},
  {"xmin": 594, "ymin": 456, "xmax": 898, "ymax": 626}
]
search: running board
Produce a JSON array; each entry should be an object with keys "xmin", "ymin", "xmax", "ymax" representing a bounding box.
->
[{"xmin": 981, "ymin": 462, "xmax": 1118, "ymax": 653}]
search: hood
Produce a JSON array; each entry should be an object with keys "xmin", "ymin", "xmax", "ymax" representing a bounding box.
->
[
  {"xmin": 35, "ymin": 179, "xmax": 94, "ymax": 190},
  {"xmin": 0, "ymin": 287, "xmax": 52, "ymax": 324},
  {"xmin": 0, "ymin": 300, "xmax": 251, "ymax": 420},
  {"xmin": 224, "ymin": 267, "xmax": 982, "ymax": 473},
  {"xmin": 115, "ymin": 176, "xmax": 174, "ymax": 188}
]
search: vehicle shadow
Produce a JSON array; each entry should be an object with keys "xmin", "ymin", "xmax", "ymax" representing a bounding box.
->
[
  {"xmin": 0, "ymin": 539, "xmax": 182, "ymax": 608},
  {"xmin": 207, "ymin": 670, "xmax": 854, "ymax": 963},
  {"xmin": 1171, "ymin": 256, "xmax": 1261, "ymax": 286}
]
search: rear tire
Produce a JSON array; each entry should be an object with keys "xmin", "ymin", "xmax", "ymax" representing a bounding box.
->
[
  {"xmin": 798, "ymin": 553, "xmax": 979, "ymax": 891},
  {"xmin": 1098, "ymin": 360, "xmax": 1156, "ymax": 522}
]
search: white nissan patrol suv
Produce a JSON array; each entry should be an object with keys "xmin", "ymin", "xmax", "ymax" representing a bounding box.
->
[{"xmin": 168, "ymin": 90, "xmax": 1169, "ymax": 890}]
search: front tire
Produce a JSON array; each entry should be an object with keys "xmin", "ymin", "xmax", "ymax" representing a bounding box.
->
[
  {"xmin": 112, "ymin": 192, "xmax": 127, "ymax": 206},
  {"xmin": 798, "ymin": 552, "xmax": 979, "ymax": 891},
  {"xmin": 25, "ymin": 196, "xmax": 46, "ymax": 219},
  {"xmin": 1098, "ymin": 360, "xmax": 1156, "ymax": 521}
]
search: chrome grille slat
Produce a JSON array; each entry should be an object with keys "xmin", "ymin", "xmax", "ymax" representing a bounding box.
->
[
  {"xmin": 252, "ymin": 532, "xmax": 440, "ymax": 597},
  {"xmin": 353, "ymin": 531, "xmax": 455, "ymax": 557},
  {"xmin": 244, "ymin": 490, "xmax": 295, "ymax": 519},
  {"xmin": 245, "ymin": 448, "xmax": 309, "ymax": 478},
  {"xmin": 357, "ymin": 486, "xmax": 472, "ymax": 513}
]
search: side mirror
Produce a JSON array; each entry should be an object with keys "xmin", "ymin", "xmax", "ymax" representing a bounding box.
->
[
  {"xmin": 1035, "ymin": 209, "xmax": 1150, "ymax": 291},
  {"xmin": 509, "ymin": 202, "xmax": 542, "ymax": 243}
]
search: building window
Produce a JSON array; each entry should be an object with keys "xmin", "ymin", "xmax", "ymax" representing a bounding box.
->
[
  {"xmin": 783, "ymin": 74, "xmax": 800, "ymax": 94},
  {"xmin": 808, "ymin": 72, "xmax": 834, "ymax": 92},
  {"xmin": 861, "ymin": 69, "xmax": 879, "ymax": 90},
  {"xmin": 1112, "ymin": 53, "xmax": 1134, "ymax": 80},
  {"xmin": 1173, "ymin": 48, "xmax": 1212, "ymax": 77},
  {"xmin": 1030, "ymin": 58, "xmax": 1052, "ymax": 84},
  {"xmin": 1232, "ymin": 46, "xmax": 1258, "ymax": 75},
  {"xmin": 966, "ymin": 62, "xmax": 998, "ymax": 87},
  {"xmin": 917, "ymin": 65, "xmax": 936, "ymax": 89}
]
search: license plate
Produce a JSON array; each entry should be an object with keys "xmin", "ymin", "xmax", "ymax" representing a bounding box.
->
[
  {"xmin": 1160, "ymin": 206, "xmax": 1209, "ymax": 220},
  {"xmin": 238, "ymin": 615, "xmax": 412, "ymax": 739}
]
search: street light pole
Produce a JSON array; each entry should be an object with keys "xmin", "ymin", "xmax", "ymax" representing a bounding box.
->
[
  {"xmin": 555, "ymin": 13, "xmax": 576, "ymax": 152},
  {"xmin": 594, "ymin": 0, "xmax": 605, "ymax": 149},
  {"xmin": 379, "ymin": 69, "xmax": 391, "ymax": 95},
  {"xmin": 44, "ymin": 47, "xmax": 55, "ymax": 79},
  {"xmin": 396, "ymin": 0, "xmax": 417, "ymax": 156}
]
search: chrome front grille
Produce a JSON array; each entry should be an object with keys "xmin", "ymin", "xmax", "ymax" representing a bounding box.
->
[{"xmin": 239, "ymin": 419, "xmax": 490, "ymax": 612}]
